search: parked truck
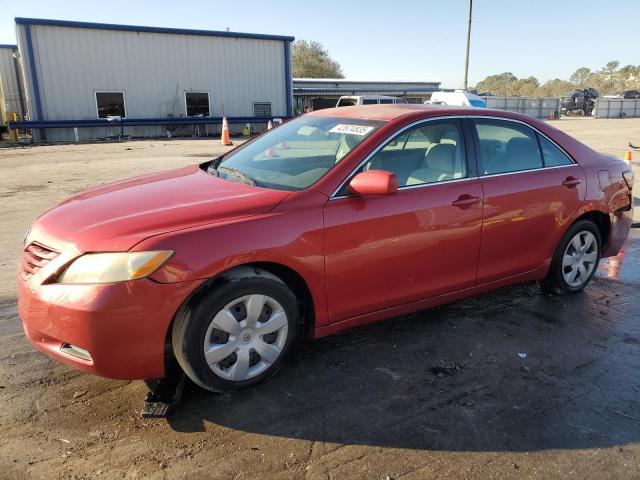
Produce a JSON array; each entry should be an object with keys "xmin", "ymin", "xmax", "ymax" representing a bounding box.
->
[{"xmin": 559, "ymin": 88, "xmax": 598, "ymax": 116}]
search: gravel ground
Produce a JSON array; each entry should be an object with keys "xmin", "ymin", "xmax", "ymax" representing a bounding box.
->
[{"xmin": 0, "ymin": 118, "xmax": 639, "ymax": 479}]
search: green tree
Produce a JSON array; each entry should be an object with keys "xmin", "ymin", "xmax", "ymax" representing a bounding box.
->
[
  {"xmin": 615, "ymin": 64, "xmax": 640, "ymax": 91},
  {"xmin": 474, "ymin": 60, "xmax": 640, "ymax": 97},
  {"xmin": 569, "ymin": 67, "xmax": 591, "ymax": 86},
  {"xmin": 475, "ymin": 72, "xmax": 518, "ymax": 96},
  {"xmin": 592, "ymin": 61, "xmax": 620, "ymax": 94},
  {"xmin": 292, "ymin": 40, "xmax": 344, "ymax": 78},
  {"xmin": 602, "ymin": 61, "xmax": 620, "ymax": 75},
  {"xmin": 510, "ymin": 76, "xmax": 540, "ymax": 96},
  {"xmin": 537, "ymin": 79, "xmax": 576, "ymax": 97}
]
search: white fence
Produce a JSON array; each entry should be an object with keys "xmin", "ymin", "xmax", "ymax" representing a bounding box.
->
[
  {"xmin": 484, "ymin": 97, "xmax": 560, "ymax": 119},
  {"xmin": 593, "ymin": 98, "xmax": 640, "ymax": 118}
]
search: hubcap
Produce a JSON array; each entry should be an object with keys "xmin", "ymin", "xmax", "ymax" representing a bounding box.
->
[
  {"xmin": 239, "ymin": 329, "xmax": 254, "ymax": 344},
  {"xmin": 562, "ymin": 231, "xmax": 598, "ymax": 288},
  {"xmin": 203, "ymin": 294, "xmax": 288, "ymax": 381}
]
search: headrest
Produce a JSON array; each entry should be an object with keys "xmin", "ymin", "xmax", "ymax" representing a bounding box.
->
[
  {"xmin": 335, "ymin": 134, "xmax": 360, "ymax": 163},
  {"xmin": 426, "ymin": 143, "xmax": 455, "ymax": 171},
  {"xmin": 506, "ymin": 137, "xmax": 538, "ymax": 157},
  {"xmin": 439, "ymin": 129, "xmax": 458, "ymax": 145}
]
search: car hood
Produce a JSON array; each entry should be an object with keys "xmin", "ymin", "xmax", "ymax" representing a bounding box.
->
[{"xmin": 31, "ymin": 164, "xmax": 290, "ymax": 252}]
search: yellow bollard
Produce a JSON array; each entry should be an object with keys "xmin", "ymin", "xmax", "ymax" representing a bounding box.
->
[{"xmin": 10, "ymin": 112, "xmax": 19, "ymax": 141}]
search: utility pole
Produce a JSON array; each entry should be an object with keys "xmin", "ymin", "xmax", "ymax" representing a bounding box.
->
[{"xmin": 463, "ymin": 0, "xmax": 473, "ymax": 91}]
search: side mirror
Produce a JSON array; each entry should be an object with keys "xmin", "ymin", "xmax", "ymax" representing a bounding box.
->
[{"xmin": 348, "ymin": 170, "xmax": 398, "ymax": 196}]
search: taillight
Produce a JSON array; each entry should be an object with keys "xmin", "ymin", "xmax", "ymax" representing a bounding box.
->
[{"xmin": 622, "ymin": 170, "xmax": 634, "ymax": 190}]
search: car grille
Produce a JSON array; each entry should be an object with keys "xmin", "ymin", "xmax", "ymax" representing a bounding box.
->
[{"xmin": 20, "ymin": 242, "xmax": 60, "ymax": 280}]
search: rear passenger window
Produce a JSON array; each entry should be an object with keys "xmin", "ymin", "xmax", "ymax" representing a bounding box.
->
[
  {"xmin": 362, "ymin": 99, "xmax": 378, "ymax": 105},
  {"xmin": 360, "ymin": 120, "xmax": 467, "ymax": 188},
  {"xmin": 538, "ymin": 134, "xmax": 573, "ymax": 167},
  {"xmin": 474, "ymin": 120, "xmax": 543, "ymax": 175}
]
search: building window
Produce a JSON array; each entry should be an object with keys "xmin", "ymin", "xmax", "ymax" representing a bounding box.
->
[
  {"xmin": 185, "ymin": 92, "xmax": 210, "ymax": 117},
  {"xmin": 95, "ymin": 91, "xmax": 126, "ymax": 118},
  {"xmin": 253, "ymin": 102, "xmax": 272, "ymax": 116}
]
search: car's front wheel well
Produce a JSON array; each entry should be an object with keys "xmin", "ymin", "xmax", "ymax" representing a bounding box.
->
[
  {"xmin": 159, "ymin": 262, "xmax": 315, "ymax": 379},
  {"xmin": 572, "ymin": 211, "xmax": 611, "ymax": 250},
  {"xmin": 247, "ymin": 262, "xmax": 315, "ymax": 338}
]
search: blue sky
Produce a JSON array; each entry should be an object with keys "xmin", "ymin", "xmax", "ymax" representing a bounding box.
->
[{"xmin": 0, "ymin": 0, "xmax": 635, "ymax": 87}]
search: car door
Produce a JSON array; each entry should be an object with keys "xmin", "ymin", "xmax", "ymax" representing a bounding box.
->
[
  {"xmin": 323, "ymin": 118, "xmax": 483, "ymax": 323},
  {"xmin": 471, "ymin": 118, "xmax": 586, "ymax": 284}
]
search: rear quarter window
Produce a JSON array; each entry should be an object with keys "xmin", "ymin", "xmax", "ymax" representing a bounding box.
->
[{"xmin": 538, "ymin": 134, "xmax": 573, "ymax": 167}]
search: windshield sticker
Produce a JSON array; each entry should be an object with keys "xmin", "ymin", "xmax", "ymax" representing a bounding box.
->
[
  {"xmin": 329, "ymin": 124, "xmax": 375, "ymax": 136},
  {"xmin": 296, "ymin": 125, "xmax": 317, "ymax": 136}
]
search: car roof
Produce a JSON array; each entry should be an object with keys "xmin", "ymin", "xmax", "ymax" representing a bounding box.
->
[
  {"xmin": 307, "ymin": 104, "xmax": 518, "ymax": 122},
  {"xmin": 339, "ymin": 95, "xmax": 397, "ymax": 99}
]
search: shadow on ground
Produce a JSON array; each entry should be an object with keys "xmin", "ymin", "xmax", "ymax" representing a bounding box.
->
[{"xmin": 166, "ymin": 236, "xmax": 640, "ymax": 452}]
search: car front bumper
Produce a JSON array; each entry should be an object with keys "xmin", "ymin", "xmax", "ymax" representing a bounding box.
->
[{"xmin": 18, "ymin": 275, "xmax": 203, "ymax": 380}]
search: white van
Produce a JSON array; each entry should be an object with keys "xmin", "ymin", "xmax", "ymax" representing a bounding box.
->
[
  {"xmin": 336, "ymin": 95, "xmax": 408, "ymax": 107},
  {"xmin": 427, "ymin": 91, "xmax": 486, "ymax": 108}
]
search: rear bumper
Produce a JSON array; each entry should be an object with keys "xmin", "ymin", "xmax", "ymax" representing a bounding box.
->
[
  {"xmin": 18, "ymin": 276, "xmax": 202, "ymax": 379},
  {"xmin": 603, "ymin": 208, "xmax": 633, "ymax": 258}
]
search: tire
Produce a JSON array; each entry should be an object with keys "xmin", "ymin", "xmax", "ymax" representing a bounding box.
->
[
  {"xmin": 541, "ymin": 220, "xmax": 602, "ymax": 294},
  {"xmin": 143, "ymin": 378, "xmax": 160, "ymax": 390},
  {"xmin": 172, "ymin": 267, "xmax": 299, "ymax": 392}
]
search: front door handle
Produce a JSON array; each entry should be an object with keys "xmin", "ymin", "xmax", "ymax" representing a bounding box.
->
[
  {"xmin": 452, "ymin": 194, "xmax": 481, "ymax": 208},
  {"xmin": 562, "ymin": 176, "xmax": 581, "ymax": 188}
]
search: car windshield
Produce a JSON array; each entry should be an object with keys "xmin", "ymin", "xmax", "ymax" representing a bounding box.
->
[{"xmin": 209, "ymin": 115, "xmax": 384, "ymax": 191}]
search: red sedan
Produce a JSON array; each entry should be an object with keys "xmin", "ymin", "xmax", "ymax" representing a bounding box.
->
[{"xmin": 18, "ymin": 105, "xmax": 633, "ymax": 392}]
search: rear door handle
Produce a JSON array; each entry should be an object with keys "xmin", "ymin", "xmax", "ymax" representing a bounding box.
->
[
  {"xmin": 452, "ymin": 194, "xmax": 481, "ymax": 208},
  {"xmin": 562, "ymin": 176, "xmax": 581, "ymax": 188}
]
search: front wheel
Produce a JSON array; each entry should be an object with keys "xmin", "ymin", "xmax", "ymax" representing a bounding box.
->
[
  {"xmin": 541, "ymin": 220, "xmax": 602, "ymax": 294},
  {"xmin": 172, "ymin": 267, "xmax": 299, "ymax": 392}
]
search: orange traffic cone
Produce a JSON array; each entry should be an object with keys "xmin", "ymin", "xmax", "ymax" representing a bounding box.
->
[
  {"xmin": 220, "ymin": 116, "xmax": 232, "ymax": 146},
  {"xmin": 624, "ymin": 150, "xmax": 632, "ymax": 163},
  {"xmin": 267, "ymin": 120, "xmax": 273, "ymax": 130}
]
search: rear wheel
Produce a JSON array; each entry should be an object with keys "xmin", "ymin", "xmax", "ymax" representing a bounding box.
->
[
  {"xmin": 541, "ymin": 220, "xmax": 601, "ymax": 294},
  {"xmin": 172, "ymin": 267, "xmax": 299, "ymax": 392}
]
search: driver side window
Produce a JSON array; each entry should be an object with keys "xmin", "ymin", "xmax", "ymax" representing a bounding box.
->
[{"xmin": 361, "ymin": 120, "xmax": 467, "ymax": 188}]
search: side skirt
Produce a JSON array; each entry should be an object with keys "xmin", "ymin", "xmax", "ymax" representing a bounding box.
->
[{"xmin": 314, "ymin": 261, "xmax": 550, "ymax": 338}]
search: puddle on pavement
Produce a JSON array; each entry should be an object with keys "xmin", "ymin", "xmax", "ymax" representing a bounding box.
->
[{"xmin": 597, "ymin": 230, "xmax": 640, "ymax": 283}]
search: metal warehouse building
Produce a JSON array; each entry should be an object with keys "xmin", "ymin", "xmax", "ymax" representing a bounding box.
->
[
  {"xmin": 14, "ymin": 18, "xmax": 294, "ymax": 142},
  {"xmin": 0, "ymin": 44, "xmax": 26, "ymax": 122},
  {"xmin": 293, "ymin": 79, "xmax": 441, "ymax": 112}
]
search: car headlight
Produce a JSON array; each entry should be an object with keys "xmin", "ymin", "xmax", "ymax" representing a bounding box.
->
[{"xmin": 56, "ymin": 251, "xmax": 173, "ymax": 284}]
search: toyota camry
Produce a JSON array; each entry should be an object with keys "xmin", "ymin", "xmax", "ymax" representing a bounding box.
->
[{"xmin": 18, "ymin": 105, "xmax": 633, "ymax": 392}]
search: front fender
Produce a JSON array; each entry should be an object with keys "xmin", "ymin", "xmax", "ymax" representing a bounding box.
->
[{"xmin": 131, "ymin": 190, "xmax": 330, "ymax": 327}]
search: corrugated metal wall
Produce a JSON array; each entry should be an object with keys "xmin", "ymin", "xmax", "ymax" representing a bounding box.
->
[
  {"xmin": 484, "ymin": 97, "xmax": 560, "ymax": 119},
  {"xmin": 594, "ymin": 99, "xmax": 640, "ymax": 118},
  {"xmin": 17, "ymin": 22, "xmax": 290, "ymax": 141},
  {"xmin": 0, "ymin": 46, "xmax": 26, "ymax": 120}
]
